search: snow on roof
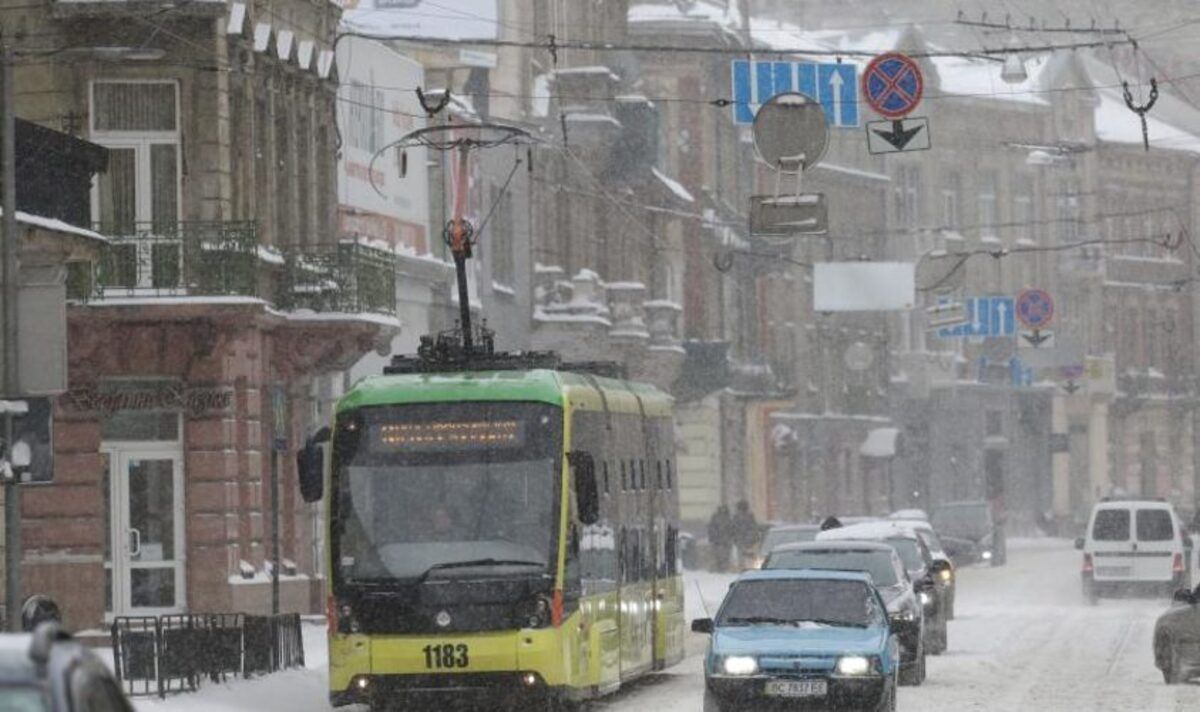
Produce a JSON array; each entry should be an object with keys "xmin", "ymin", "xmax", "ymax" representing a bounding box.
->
[
  {"xmin": 627, "ymin": 1, "xmax": 742, "ymax": 34},
  {"xmin": 817, "ymin": 520, "xmax": 923, "ymax": 543},
  {"xmin": 553, "ymin": 66, "xmax": 620, "ymax": 81},
  {"xmin": 1094, "ymin": 87, "xmax": 1200, "ymax": 155},
  {"xmin": 0, "ymin": 208, "xmax": 107, "ymax": 242},
  {"xmin": 341, "ymin": 1, "xmax": 498, "ymax": 41},
  {"xmin": 652, "ymin": 167, "xmax": 694, "ymax": 203},
  {"xmin": 928, "ymin": 53, "xmax": 1049, "ymax": 106}
]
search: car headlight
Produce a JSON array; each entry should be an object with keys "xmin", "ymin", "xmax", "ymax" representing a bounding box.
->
[
  {"xmin": 981, "ymin": 550, "xmax": 993, "ymax": 561},
  {"xmin": 836, "ymin": 656, "xmax": 872, "ymax": 675},
  {"xmin": 939, "ymin": 569, "xmax": 953, "ymax": 583},
  {"xmin": 890, "ymin": 608, "xmax": 917, "ymax": 622},
  {"xmin": 919, "ymin": 591, "xmax": 933, "ymax": 606},
  {"xmin": 721, "ymin": 656, "xmax": 758, "ymax": 675}
]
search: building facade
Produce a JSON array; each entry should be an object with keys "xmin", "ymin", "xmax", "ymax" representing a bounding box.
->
[{"xmin": 11, "ymin": 0, "xmax": 401, "ymax": 629}]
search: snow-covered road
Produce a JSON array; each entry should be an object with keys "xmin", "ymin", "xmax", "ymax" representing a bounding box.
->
[
  {"xmin": 139, "ymin": 538, "xmax": 1200, "ymax": 711},
  {"xmin": 598, "ymin": 538, "xmax": 1200, "ymax": 712}
]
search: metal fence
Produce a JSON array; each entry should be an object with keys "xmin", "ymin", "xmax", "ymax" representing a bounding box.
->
[{"xmin": 111, "ymin": 613, "xmax": 305, "ymax": 698}]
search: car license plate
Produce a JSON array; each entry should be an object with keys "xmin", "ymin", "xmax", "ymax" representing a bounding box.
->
[
  {"xmin": 1096, "ymin": 566, "xmax": 1131, "ymax": 578},
  {"xmin": 764, "ymin": 680, "xmax": 827, "ymax": 698}
]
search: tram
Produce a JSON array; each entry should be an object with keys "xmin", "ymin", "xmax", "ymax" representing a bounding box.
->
[{"xmin": 299, "ymin": 351, "xmax": 685, "ymax": 710}]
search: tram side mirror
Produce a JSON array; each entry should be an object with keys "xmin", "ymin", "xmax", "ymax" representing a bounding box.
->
[
  {"xmin": 297, "ymin": 427, "xmax": 330, "ymax": 503},
  {"xmin": 569, "ymin": 451, "xmax": 600, "ymax": 526}
]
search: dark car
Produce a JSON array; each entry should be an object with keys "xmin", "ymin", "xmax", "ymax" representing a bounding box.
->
[
  {"xmin": 1154, "ymin": 584, "xmax": 1200, "ymax": 683},
  {"xmin": 757, "ymin": 524, "xmax": 821, "ymax": 561},
  {"xmin": 0, "ymin": 623, "xmax": 133, "ymax": 711},
  {"xmin": 819, "ymin": 522, "xmax": 951, "ymax": 655},
  {"xmin": 931, "ymin": 500, "xmax": 1006, "ymax": 566},
  {"xmin": 764, "ymin": 541, "xmax": 927, "ymax": 686}
]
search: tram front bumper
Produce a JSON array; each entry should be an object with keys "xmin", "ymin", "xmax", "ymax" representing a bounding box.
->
[{"xmin": 331, "ymin": 671, "xmax": 566, "ymax": 709}]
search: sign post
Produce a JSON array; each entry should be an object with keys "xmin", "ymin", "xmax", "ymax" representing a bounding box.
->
[{"xmin": 270, "ymin": 386, "xmax": 287, "ymax": 617}]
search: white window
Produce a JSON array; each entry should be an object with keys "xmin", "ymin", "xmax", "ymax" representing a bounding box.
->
[
  {"xmin": 941, "ymin": 180, "xmax": 960, "ymax": 229},
  {"xmin": 345, "ymin": 81, "xmax": 384, "ymax": 154},
  {"xmin": 977, "ymin": 170, "xmax": 998, "ymax": 238},
  {"xmin": 90, "ymin": 81, "xmax": 181, "ymax": 234}
]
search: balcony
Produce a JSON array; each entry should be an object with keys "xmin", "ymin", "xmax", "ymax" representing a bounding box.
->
[
  {"xmin": 51, "ymin": 0, "xmax": 227, "ymax": 18},
  {"xmin": 68, "ymin": 222, "xmax": 398, "ymax": 318},
  {"xmin": 276, "ymin": 242, "xmax": 397, "ymax": 316}
]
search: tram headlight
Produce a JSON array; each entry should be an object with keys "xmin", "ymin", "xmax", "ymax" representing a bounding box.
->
[{"xmin": 516, "ymin": 594, "xmax": 553, "ymax": 629}]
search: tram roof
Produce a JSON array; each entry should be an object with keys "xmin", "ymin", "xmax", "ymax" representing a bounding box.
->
[{"xmin": 338, "ymin": 368, "xmax": 672, "ymax": 415}]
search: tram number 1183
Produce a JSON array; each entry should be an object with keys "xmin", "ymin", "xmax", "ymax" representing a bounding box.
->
[{"xmin": 423, "ymin": 643, "xmax": 470, "ymax": 669}]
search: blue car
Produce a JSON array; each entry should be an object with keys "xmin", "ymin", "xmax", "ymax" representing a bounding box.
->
[{"xmin": 692, "ymin": 569, "xmax": 900, "ymax": 712}]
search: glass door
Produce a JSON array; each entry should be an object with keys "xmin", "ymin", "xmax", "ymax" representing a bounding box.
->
[{"xmin": 105, "ymin": 446, "xmax": 185, "ymax": 616}]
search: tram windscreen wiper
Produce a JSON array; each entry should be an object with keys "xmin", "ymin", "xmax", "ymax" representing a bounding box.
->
[{"xmin": 414, "ymin": 558, "xmax": 545, "ymax": 583}]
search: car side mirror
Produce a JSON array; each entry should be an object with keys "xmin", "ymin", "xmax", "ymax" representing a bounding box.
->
[
  {"xmin": 1173, "ymin": 589, "xmax": 1196, "ymax": 606},
  {"xmin": 691, "ymin": 618, "xmax": 713, "ymax": 634},
  {"xmin": 297, "ymin": 427, "xmax": 330, "ymax": 503},
  {"xmin": 1074, "ymin": 537, "xmax": 1085, "ymax": 550},
  {"xmin": 568, "ymin": 451, "xmax": 600, "ymax": 526}
]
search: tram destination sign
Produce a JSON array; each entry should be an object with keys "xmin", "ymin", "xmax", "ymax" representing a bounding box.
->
[{"xmin": 373, "ymin": 420, "xmax": 526, "ymax": 452}]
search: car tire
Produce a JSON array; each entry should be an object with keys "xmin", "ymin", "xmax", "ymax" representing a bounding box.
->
[
  {"xmin": 946, "ymin": 593, "xmax": 955, "ymax": 620},
  {"xmin": 1164, "ymin": 642, "xmax": 1185, "ymax": 685},
  {"xmin": 928, "ymin": 621, "xmax": 948, "ymax": 655},
  {"xmin": 702, "ymin": 688, "xmax": 722, "ymax": 712},
  {"xmin": 899, "ymin": 637, "xmax": 925, "ymax": 686}
]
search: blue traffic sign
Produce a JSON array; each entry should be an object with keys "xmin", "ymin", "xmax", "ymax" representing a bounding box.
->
[
  {"xmin": 938, "ymin": 297, "xmax": 1016, "ymax": 338},
  {"xmin": 731, "ymin": 60, "xmax": 859, "ymax": 127}
]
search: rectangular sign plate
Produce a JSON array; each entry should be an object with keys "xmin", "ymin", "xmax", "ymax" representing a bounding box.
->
[
  {"xmin": 750, "ymin": 194, "xmax": 828, "ymax": 236},
  {"xmin": 765, "ymin": 679, "xmax": 827, "ymax": 698},
  {"xmin": 814, "ymin": 262, "xmax": 915, "ymax": 312},
  {"xmin": 866, "ymin": 117, "xmax": 931, "ymax": 154}
]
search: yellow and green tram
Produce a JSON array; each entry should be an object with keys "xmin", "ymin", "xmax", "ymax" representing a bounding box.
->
[{"xmin": 299, "ymin": 367, "xmax": 685, "ymax": 710}]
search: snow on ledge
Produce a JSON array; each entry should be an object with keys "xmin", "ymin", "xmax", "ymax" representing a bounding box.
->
[
  {"xmin": 1, "ymin": 208, "xmax": 107, "ymax": 242},
  {"xmin": 652, "ymin": 167, "xmax": 694, "ymax": 203}
]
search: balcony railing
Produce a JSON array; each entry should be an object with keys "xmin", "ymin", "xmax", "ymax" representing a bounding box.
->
[
  {"xmin": 80, "ymin": 221, "xmax": 260, "ymax": 299},
  {"xmin": 70, "ymin": 223, "xmax": 399, "ymax": 318},
  {"xmin": 276, "ymin": 242, "xmax": 397, "ymax": 316}
]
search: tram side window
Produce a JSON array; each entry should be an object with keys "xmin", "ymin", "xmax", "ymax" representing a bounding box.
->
[
  {"xmin": 665, "ymin": 526, "xmax": 678, "ymax": 576},
  {"xmin": 618, "ymin": 528, "xmax": 628, "ymax": 582}
]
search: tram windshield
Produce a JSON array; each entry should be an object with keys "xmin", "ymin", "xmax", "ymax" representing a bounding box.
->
[{"xmin": 333, "ymin": 402, "xmax": 563, "ymax": 583}]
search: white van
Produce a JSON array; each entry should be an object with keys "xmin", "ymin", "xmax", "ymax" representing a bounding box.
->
[{"xmin": 1077, "ymin": 498, "xmax": 1191, "ymax": 604}]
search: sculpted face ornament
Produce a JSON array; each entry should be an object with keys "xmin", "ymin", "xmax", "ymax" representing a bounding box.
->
[{"xmin": 435, "ymin": 610, "xmax": 452, "ymax": 628}]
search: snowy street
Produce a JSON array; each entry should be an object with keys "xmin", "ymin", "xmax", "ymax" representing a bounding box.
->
[{"xmin": 139, "ymin": 538, "xmax": 1200, "ymax": 711}]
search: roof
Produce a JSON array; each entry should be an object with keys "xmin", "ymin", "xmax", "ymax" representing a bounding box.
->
[
  {"xmin": 339, "ymin": 368, "xmax": 673, "ymax": 416},
  {"xmin": 0, "ymin": 208, "xmax": 107, "ymax": 243},
  {"xmin": 1095, "ymin": 498, "xmax": 1172, "ymax": 509},
  {"xmin": 736, "ymin": 568, "xmax": 874, "ymax": 584},
  {"xmin": 341, "ymin": 369, "xmax": 569, "ymax": 412},
  {"xmin": 771, "ymin": 540, "xmax": 895, "ymax": 554},
  {"xmin": 817, "ymin": 521, "xmax": 922, "ymax": 543},
  {"xmin": 767, "ymin": 523, "xmax": 820, "ymax": 532}
]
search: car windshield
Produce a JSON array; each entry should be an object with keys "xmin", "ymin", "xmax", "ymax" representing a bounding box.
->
[
  {"xmin": 885, "ymin": 538, "xmax": 925, "ymax": 573},
  {"xmin": 334, "ymin": 402, "xmax": 562, "ymax": 582},
  {"xmin": 765, "ymin": 550, "xmax": 899, "ymax": 586},
  {"xmin": 931, "ymin": 505, "xmax": 992, "ymax": 539},
  {"xmin": 717, "ymin": 579, "xmax": 883, "ymax": 629},
  {"xmin": 0, "ymin": 687, "xmax": 47, "ymax": 712},
  {"xmin": 761, "ymin": 528, "xmax": 818, "ymax": 553}
]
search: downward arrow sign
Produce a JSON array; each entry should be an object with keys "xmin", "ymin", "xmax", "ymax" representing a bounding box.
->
[
  {"xmin": 1022, "ymin": 330, "xmax": 1050, "ymax": 347},
  {"xmin": 1062, "ymin": 380, "xmax": 1081, "ymax": 395},
  {"xmin": 872, "ymin": 119, "xmax": 924, "ymax": 150}
]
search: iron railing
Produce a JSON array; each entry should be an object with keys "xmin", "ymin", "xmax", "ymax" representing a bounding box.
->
[
  {"xmin": 74, "ymin": 221, "xmax": 259, "ymax": 299},
  {"xmin": 70, "ymin": 224, "xmax": 400, "ymax": 318},
  {"xmin": 277, "ymin": 241, "xmax": 397, "ymax": 315},
  {"xmin": 111, "ymin": 612, "xmax": 305, "ymax": 699}
]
